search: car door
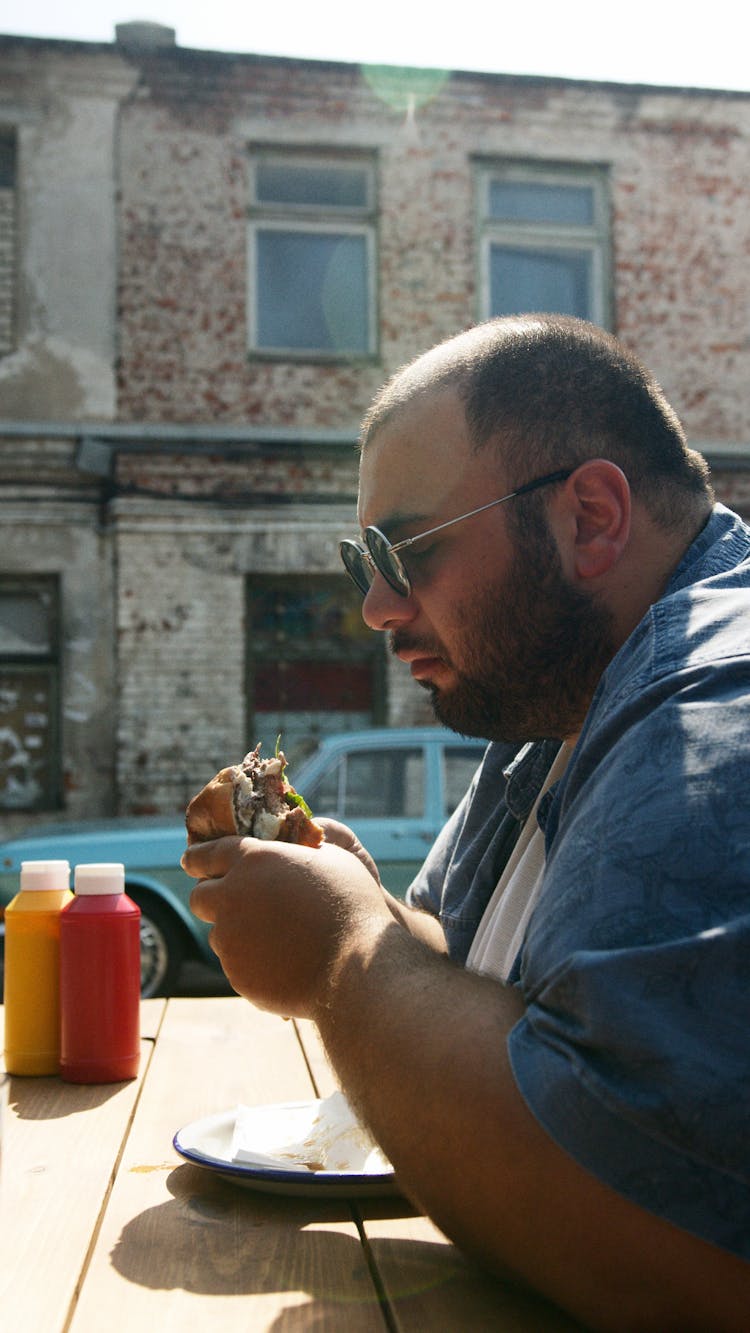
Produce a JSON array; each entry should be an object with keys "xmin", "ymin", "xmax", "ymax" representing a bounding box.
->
[{"xmin": 304, "ymin": 742, "xmax": 434, "ymax": 895}]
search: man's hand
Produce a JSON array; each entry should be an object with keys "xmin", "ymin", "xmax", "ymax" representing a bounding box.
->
[
  {"xmin": 316, "ymin": 816, "xmax": 447, "ymax": 950},
  {"xmin": 182, "ymin": 835, "xmax": 392, "ymax": 1017},
  {"xmin": 315, "ymin": 817, "xmax": 382, "ymax": 883}
]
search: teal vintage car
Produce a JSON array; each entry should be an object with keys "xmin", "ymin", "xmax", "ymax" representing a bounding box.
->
[{"xmin": 0, "ymin": 727, "xmax": 486, "ymax": 996}]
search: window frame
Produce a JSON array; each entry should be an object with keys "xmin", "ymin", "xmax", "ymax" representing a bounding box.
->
[
  {"xmin": 304, "ymin": 745, "xmax": 426, "ymax": 822},
  {"xmin": 247, "ymin": 150, "xmax": 379, "ymax": 361},
  {"xmin": 0, "ymin": 574, "xmax": 62, "ymax": 812},
  {"xmin": 0, "ymin": 126, "xmax": 18, "ymax": 359},
  {"xmin": 476, "ymin": 160, "xmax": 612, "ymax": 328}
]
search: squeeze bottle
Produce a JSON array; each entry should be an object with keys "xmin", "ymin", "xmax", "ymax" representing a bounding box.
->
[
  {"xmin": 59, "ymin": 863, "xmax": 141, "ymax": 1083},
  {"xmin": 3, "ymin": 860, "xmax": 73, "ymax": 1075}
]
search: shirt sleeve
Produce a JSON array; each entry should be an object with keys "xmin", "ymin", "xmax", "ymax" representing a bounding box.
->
[{"xmin": 507, "ymin": 645, "xmax": 750, "ymax": 1260}]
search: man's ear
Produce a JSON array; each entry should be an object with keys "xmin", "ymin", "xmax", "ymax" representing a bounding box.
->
[{"xmin": 557, "ymin": 460, "xmax": 631, "ymax": 581}]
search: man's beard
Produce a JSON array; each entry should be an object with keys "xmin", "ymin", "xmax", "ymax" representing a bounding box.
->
[{"xmin": 392, "ymin": 522, "xmax": 617, "ymax": 745}]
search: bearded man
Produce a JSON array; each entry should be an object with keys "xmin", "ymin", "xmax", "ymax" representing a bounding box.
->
[{"xmin": 185, "ymin": 315, "xmax": 750, "ymax": 1330}]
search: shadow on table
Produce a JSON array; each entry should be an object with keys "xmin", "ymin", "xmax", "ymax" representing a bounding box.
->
[
  {"xmin": 110, "ymin": 1163, "xmax": 391, "ymax": 1316},
  {"xmin": 8, "ymin": 1074, "xmax": 129, "ymax": 1120},
  {"xmin": 108, "ymin": 1163, "xmax": 583, "ymax": 1330}
]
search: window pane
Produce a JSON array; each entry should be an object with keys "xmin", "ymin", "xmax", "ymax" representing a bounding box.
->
[
  {"xmin": 304, "ymin": 760, "xmax": 342, "ymax": 814},
  {"xmin": 248, "ymin": 578, "xmax": 384, "ymax": 760},
  {"xmin": 444, "ymin": 747, "xmax": 483, "ymax": 817},
  {"xmin": 342, "ymin": 748, "xmax": 424, "ymax": 820},
  {"xmin": 256, "ymin": 229, "xmax": 369, "ymax": 352},
  {"xmin": 402, "ymin": 752, "xmax": 426, "ymax": 818},
  {"xmin": 0, "ymin": 592, "xmax": 54, "ymax": 655},
  {"xmin": 256, "ymin": 162, "xmax": 368, "ymax": 209},
  {"xmin": 490, "ymin": 244, "xmax": 592, "ymax": 319},
  {"xmin": 0, "ymin": 666, "xmax": 57, "ymax": 809},
  {"xmin": 0, "ymin": 132, "xmax": 15, "ymax": 189},
  {"xmin": 251, "ymin": 584, "xmax": 372, "ymax": 650},
  {"xmin": 254, "ymin": 709, "xmax": 375, "ymax": 761},
  {"xmin": 488, "ymin": 180, "xmax": 594, "ymax": 226},
  {"xmin": 254, "ymin": 661, "xmax": 375, "ymax": 747},
  {"xmin": 255, "ymin": 661, "xmax": 373, "ymax": 711}
]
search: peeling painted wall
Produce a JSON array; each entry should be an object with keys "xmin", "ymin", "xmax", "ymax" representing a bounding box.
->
[
  {"xmin": 115, "ymin": 57, "xmax": 750, "ymax": 446},
  {"xmin": 0, "ymin": 42, "xmax": 137, "ymax": 419},
  {"xmin": 1, "ymin": 34, "xmax": 749, "ymax": 829}
]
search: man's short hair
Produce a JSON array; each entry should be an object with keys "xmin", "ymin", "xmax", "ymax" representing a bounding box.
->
[{"xmin": 360, "ymin": 315, "xmax": 713, "ymax": 530}]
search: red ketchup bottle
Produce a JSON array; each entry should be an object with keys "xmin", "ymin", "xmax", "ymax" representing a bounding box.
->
[{"xmin": 59, "ymin": 863, "xmax": 141, "ymax": 1083}]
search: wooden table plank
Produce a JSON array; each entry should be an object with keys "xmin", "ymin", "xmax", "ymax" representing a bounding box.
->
[
  {"xmin": 3, "ymin": 995, "xmax": 586, "ymax": 1331},
  {"xmin": 0, "ymin": 1000, "xmax": 167, "ymax": 1333},
  {"xmin": 140, "ymin": 996, "xmax": 168, "ymax": 1041},
  {"xmin": 292, "ymin": 1018, "xmax": 585, "ymax": 1330},
  {"xmin": 69, "ymin": 997, "xmax": 388, "ymax": 1331},
  {"xmin": 358, "ymin": 1208, "xmax": 585, "ymax": 1331},
  {"xmin": 293, "ymin": 1017, "xmax": 339, "ymax": 1097}
]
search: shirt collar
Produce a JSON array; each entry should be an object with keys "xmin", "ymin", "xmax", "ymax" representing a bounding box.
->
[{"xmin": 503, "ymin": 738, "xmax": 562, "ymax": 822}]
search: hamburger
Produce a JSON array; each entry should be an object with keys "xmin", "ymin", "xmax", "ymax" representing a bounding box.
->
[{"xmin": 186, "ymin": 742, "xmax": 324, "ymax": 848}]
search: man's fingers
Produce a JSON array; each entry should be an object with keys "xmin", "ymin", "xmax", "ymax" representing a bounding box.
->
[
  {"xmin": 181, "ymin": 833, "xmax": 243, "ymax": 878},
  {"xmin": 189, "ymin": 877, "xmax": 221, "ymax": 922}
]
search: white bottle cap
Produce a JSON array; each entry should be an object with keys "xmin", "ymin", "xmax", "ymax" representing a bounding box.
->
[
  {"xmin": 20, "ymin": 860, "xmax": 71, "ymax": 891},
  {"xmin": 74, "ymin": 863, "xmax": 126, "ymax": 896}
]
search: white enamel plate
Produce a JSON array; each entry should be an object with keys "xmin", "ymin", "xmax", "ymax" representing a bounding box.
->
[{"xmin": 173, "ymin": 1098, "xmax": 400, "ymax": 1199}]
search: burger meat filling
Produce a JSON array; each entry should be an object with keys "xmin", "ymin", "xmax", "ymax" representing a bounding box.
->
[{"xmin": 232, "ymin": 745, "xmax": 291, "ymax": 839}]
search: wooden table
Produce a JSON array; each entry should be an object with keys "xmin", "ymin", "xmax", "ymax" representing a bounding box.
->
[{"xmin": 0, "ymin": 997, "xmax": 582, "ymax": 1330}]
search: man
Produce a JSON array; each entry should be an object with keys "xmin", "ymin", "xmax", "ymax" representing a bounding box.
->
[
  {"xmin": 404, "ymin": 737, "xmax": 559, "ymax": 963},
  {"xmin": 184, "ymin": 315, "xmax": 750, "ymax": 1330}
]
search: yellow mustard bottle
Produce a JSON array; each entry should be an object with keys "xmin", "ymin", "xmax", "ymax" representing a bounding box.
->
[{"xmin": 3, "ymin": 860, "xmax": 73, "ymax": 1075}]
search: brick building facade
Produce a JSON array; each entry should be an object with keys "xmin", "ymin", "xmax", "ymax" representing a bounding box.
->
[{"xmin": 1, "ymin": 24, "xmax": 749, "ymax": 832}]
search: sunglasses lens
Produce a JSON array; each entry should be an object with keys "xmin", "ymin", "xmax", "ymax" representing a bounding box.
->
[
  {"xmin": 365, "ymin": 528, "xmax": 410, "ymax": 596},
  {"xmin": 339, "ymin": 541, "xmax": 374, "ymax": 596}
]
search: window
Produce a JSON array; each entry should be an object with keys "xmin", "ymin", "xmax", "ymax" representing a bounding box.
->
[
  {"xmin": 443, "ymin": 746, "xmax": 483, "ymax": 817},
  {"xmin": 0, "ymin": 129, "xmax": 17, "ymax": 358},
  {"xmin": 478, "ymin": 163, "xmax": 611, "ymax": 326},
  {"xmin": 246, "ymin": 575, "xmax": 385, "ymax": 759},
  {"xmin": 305, "ymin": 747, "xmax": 425, "ymax": 821},
  {"xmin": 248, "ymin": 152, "xmax": 377, "ymax": 358},
  {"xmin": 0, "ymin": 577, "xmax": 61, "ymax": 811}
]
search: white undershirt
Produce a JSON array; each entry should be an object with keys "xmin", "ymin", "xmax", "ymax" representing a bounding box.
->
[{"xmin": 466, "ymin": 743, "xmax": 571, "ymax": 982}]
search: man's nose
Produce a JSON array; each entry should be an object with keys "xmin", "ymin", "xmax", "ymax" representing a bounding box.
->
[{"xmin": 361, "ymin": 573, "xmax": 416, "ymax": 632}]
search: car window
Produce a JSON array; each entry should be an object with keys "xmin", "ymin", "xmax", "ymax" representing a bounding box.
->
[
  {"xmin": 342, "ymin": 748, "xmax": 425, "ymax": 819},
  {"xmin": 304, "ymin": 760, "xmax": 343, "ymax": 814},
  {"xmin": 443, "ymin": 747, "xmax": 483, "ymax": 817}
]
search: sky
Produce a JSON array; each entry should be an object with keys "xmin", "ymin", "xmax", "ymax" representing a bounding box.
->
[{"xmin": 1, "ymin": 0, "xmax": 749, "ymax": 94}]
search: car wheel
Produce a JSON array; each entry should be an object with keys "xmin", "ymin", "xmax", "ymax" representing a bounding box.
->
[{"xmin": 129, "ymin": 891, "xmax": 186, "ymax": 998}]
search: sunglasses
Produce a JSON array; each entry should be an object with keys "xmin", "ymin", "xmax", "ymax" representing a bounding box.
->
[{"xmin": 340, "ymin": 468, "xmax": 572, "ymax": 598}]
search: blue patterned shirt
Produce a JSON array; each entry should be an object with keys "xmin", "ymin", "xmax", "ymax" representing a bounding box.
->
[{"xmin": 413, "ymin": 504, "xmax": 750, "ymax": 1260}]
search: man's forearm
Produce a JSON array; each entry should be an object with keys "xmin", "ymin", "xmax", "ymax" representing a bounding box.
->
[
  {"xmin": 315, "ymin": 913, "xmax": 535, "ymax": 1271},
  {"xmin": 314, "ymin": 914, "xmax": 750, "ymax": 1333},
  {"xmin": 382, "ymin": 889, "xmax": 448, "ymax": 952}
]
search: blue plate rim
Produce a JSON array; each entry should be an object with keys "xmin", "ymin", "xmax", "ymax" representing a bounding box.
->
[{"xmin": 172, "ymin": 1104, "xmax": 397, "ymax": 1190}]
